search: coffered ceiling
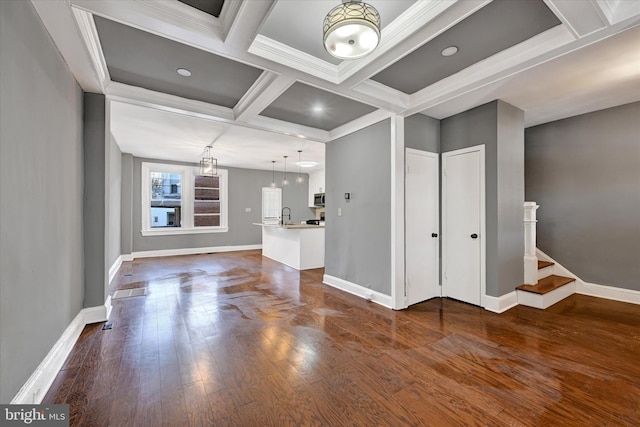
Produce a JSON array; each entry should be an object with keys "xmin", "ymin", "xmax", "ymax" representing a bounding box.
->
[{"xmin": 32, "ymin": 0, "xmax": 640, "ymax": 171}]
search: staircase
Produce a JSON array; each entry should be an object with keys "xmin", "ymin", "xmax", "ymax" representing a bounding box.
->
[{"xmin": 516, "ymin": 260, "xmax": 577, "ymax": 309}]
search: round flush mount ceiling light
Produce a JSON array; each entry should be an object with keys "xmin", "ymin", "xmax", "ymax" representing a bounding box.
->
[
  {"xmin": 323, "ymin": 1, "xmax": 381, "ymax": 60},
  {"xmin": 441, "ymin": 46, "xmax": 459, "ymax": 57},
  {"xmin": 176, "ymin": 68, "xmax": 192, "ymax": 77},
  {"xmin": 296, "ymin": 161, "xmax": 318, "ymax": 168}
]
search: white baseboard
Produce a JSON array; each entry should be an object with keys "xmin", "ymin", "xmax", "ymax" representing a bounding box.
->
[
  {"xmin": 10, "ymin": 300, "xmax": 110, "ymax": 405},
  {"xmin": 121, "ymin": 254, "xmax": 134, "ymax": 262},
  {"xmin": 108, "ymin": 256, "xmax": 123, "ymax": 285},
  {"xmin": 130, "ymin": 244, "xmax": 262, "ymax": 259},
  {"xmin": 484, "ymin": 291, "xmax": 518, "ymax": 313},
  {"xmin": 577, "ymin": 281, "xmax": 640, "ymax": 305},
  {"xmin": 322, "ymin": 274, "xmax": 393, "ymax": 309}
]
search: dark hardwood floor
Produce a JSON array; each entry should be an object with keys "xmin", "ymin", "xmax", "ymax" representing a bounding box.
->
[{"xmin": 43, "ymin": 250, "xmax": 640, "ymax": 426}]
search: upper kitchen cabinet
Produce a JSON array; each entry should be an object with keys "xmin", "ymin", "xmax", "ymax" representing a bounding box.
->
[{"xmin": 308, "ymin": 170, "xmax": 325, "ymax": 207}]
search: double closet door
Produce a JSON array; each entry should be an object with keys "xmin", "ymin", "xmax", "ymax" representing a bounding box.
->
[{"xmin": 405, "ymin": 145, "xmax": 485, "ymax": 307}]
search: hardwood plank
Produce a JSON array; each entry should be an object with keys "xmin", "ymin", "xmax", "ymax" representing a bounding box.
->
[
  {"xmin": 42, "ymin": 250, "xmax": 639, "ymax": 426},
  {"xmin": 517, "ymin": 274, "xmax": 575, "ymax": 294}
]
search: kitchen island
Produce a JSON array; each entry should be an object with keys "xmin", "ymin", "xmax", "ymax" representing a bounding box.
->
[{"xmin": 254, "ymin": 223, "xmax": 324, "ymax": 270}]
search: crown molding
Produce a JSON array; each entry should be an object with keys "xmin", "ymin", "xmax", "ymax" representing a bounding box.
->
[
  {"xmin": 329, "ymin": 109, "xmax": 394, "ymax": 141},
  {"xmin": 248, "ymin": 35, "xmax": 340, "ymax": 84},
  {"xmin": 71, "ymin": 7, "xmax": 110, "ymax": 93},
  {"xmin": 234, "ymin": 72, "xmax": 295, "ymax": 123}
]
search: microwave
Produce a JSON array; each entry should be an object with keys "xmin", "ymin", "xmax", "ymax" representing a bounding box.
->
[{"xmin": 313, "ymin": 193, "xmax": 325, "ymax": 207}]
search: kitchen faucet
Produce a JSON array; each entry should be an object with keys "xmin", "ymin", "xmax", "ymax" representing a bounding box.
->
[{"xmin": 281, "ymin": 207, "xmax": 291, "ymax": 225}]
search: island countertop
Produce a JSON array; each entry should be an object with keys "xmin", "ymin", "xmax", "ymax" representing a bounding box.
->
[{"xmin": 253, "ymin": 222, "xmax": 325, "ymax": 229}]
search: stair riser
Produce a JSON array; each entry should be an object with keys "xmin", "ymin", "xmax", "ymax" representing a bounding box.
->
[
  {"xmin": 538, "ymin": 266, "xmax": 554, "ymax": 280},
  {"xmin": 517, "ymin": 281, "xmax": 576, "ymax": 309}
]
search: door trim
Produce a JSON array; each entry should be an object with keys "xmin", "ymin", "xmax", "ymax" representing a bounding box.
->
[
  {"xmin": 441, "ymin": 144, "xmax": 486, "ymax": 308},
  {"xmin": 405, "ymin": 148, "xmax": 440, "ymax": 307}
]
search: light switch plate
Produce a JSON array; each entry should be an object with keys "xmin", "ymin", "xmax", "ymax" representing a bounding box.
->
[{"xmin": 338, "ymin": 208, "xmax": 342, "ymax": 217}]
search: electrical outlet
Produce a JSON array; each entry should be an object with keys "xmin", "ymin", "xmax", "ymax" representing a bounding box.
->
[{"xmin": 245, "ymin": 207, "xmax": 251, "ymax": 212}]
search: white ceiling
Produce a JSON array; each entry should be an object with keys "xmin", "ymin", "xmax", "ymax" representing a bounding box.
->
[{"xmin": 32, "ymin": 0, "xmax": 640, "ymax": 171}]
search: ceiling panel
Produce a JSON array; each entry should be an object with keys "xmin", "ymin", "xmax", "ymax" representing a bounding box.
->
[
  {"xmin": 94, "ymin": 16, "xmax": 263, "ymax": 108},
  {"xmin": 371, "ymin": 0, "xmax": 561, "ymax": 94},
  {"xmin": 260, "ymin": 82, "xmax": 378, "ymax": 131},
  {"xmin": 177, "ymin": 0, "xmax": 225, "ymax": 18}
]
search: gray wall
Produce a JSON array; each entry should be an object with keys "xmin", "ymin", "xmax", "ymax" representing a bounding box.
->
[
  {"xmin": 108, "ymin": 133, "xmax": 122, "ymax": 269},
  {"xmin": 83, "ymin": 93, "xmax": 108, "ymax": 308},
  {"xmin": 121, "ymin": 153, "xmax": 134, "ymax": 255},
  {"xmin": 325, "ymin": 119, "xmax": 392, "ymax": 295},
  {"xmin": 0, "ymin": 0, "xmax": 84, "ymax": 402},
  {"xmin": 525, "ymin": 102, "xmax": 640, "ymax": 291},
  {"xmin": 496, "ymin": 101, "xmax": 525, "ymax": 296},
  {"xmin": 441, "ymin": 100, "xmax": 524, "ymax": 297},
  {"xmin": 405, "ymin": 113, "xmax": 440, "ymax": 152},
  {"xmin": 124, "ymin": 157, "xmax": 310, "ymax": 253}
]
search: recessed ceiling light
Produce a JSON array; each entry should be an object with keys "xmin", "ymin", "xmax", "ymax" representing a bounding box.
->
[
  {"xmin": 176, "ymin": 68, "xmax": 192, "ymax": 77},
  {"xmin": 296, "ymin": 161, "xmax": 318, "ymax": 168},
  {"xmin": 441, "ymin": 46, "xmax": 458, "ymax": 57},
  {"xmin": 312, "ymin": 104, "xmax": 324, "ymax": 114}
]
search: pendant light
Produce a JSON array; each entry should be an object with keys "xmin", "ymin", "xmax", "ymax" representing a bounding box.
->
[
  {"xmin": 199, "ymin": 145, "xmax": 217, "ymax": 177},
  {"xmin": 270, "ymin": 160, "xmax": 276, "ymax": 188},
  {"xmin": 296, "ymin": 150, "xmax": 304, "ymax": 184},
  {"xmin": 282, "ymin": 155, "xmax": 289, "ymax": 186},
  {"xmin": 323, "ymin": 1, "xmax": 381, "ymax": 60}
]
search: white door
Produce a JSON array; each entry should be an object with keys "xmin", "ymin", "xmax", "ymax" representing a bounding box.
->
[
  {"xmin": 405, "ymin": 149, "xmax": 440, "ymax": 306},
  {"xmin": 442, "ymin": 145, "xmax": 485, "ymax": 306}
]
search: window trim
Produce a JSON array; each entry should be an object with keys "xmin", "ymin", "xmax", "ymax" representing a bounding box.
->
[{"xmin": 141, "ymin": 162, "xmax": 228, "ymax": 236}]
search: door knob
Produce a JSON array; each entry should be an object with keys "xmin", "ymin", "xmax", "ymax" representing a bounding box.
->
[
  {"xmin": 432, "ymin": 233, "xmax": 438, "ymax": 238},
  {"xmin": 471, "ymin": 233, "xmax": 478, "ymax": 239}
]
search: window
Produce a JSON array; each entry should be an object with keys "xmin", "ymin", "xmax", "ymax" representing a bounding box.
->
[
  {"xmin": 141, "ymin": 162, "xmax": 228, "ymax": 236},
  {"xmin": 150, "ymin": 172, "xmax": 181, "ymax": 228}
]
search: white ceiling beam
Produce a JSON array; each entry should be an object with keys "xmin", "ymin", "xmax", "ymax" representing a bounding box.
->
[
  {"xmin": 106, "ymin": 81, "xmax": 236, "ymax": 123},
  {"xmin": 248, "ymin": 116, "xmax": 330, "ymax": 143},
  {"xmin": 405, "ymin": 25, "xmax": 576, "ymax": 116},
  {"xmin": 234, "ymin": 72, "xmax": 295, "ymax": 123},
  {"xmin": 544, "ymin": 0, "xmax": 609, "ymax": 38},
  {"xmin": 411, "ymin": 15, "xmax": 640, "ymax": 120},
  {"xmin": 222, "ymin": 0, "xmax": 274, "ymax": 49},
  {"xmin": 329, "ymin": 110, "xmax": 394, "ymax": 141},
  {"xmin": 30, "ymin": 0, "xmax": 103, "ymax": 93}
]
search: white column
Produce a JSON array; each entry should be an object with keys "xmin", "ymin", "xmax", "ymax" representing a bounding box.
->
[{"xmin": 524, "ymin": 202, "xmax": 539, "ymax": 285}]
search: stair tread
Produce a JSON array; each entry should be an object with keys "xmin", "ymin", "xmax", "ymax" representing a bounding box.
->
[
  {"xmin": 516, "ymin": 275, "xmax": 575, "ymax": 295},
  {"xmin": 538, "ymin": 260, "xmax": 554, "ymax": 269}
]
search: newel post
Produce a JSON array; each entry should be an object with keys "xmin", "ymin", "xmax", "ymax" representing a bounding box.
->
[{"xmin": 524, "ymin": 202, "xmax": 539, "ymax": 285}]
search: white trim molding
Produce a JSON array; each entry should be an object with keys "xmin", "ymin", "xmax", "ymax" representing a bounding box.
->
[
  {"xmin": 10, "ymin": 302, "xmax": 111, "ymax": 405},
  {"xmin": 130, "ymin": 244, "xmax": 262, "ymax": 260},
  {"xmin": 577, "ymin": 282, "xmax": 640, "ymax": 305},
  {"xmin": 323, "ymin": 274, "xmax": 393, "ymax": 309},
  {"xmin": 484, "ymin": 291, "xmax": 518, "ymax": 314},
  {"xmin": 108, "ymin": 255, "xmax": 123, "ymax": 285}
]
